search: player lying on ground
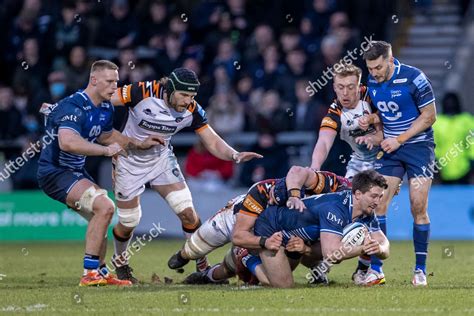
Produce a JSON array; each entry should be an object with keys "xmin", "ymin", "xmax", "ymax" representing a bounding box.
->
[
  {"xmin": 245, "ymin": 170, "xmax": 389, "ymax": 288},
  {"xmin": 37, "ymin": 60, "xmax": 163, "ymax": 286},
  {"xmin": 167, "ymin": 167, "xmax": 351, "ymax": 284}
]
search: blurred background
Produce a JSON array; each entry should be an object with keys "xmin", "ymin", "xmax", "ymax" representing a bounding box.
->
[{"xmin": 0, "ymin": 0, "xmax": 472, "ymax": 239}]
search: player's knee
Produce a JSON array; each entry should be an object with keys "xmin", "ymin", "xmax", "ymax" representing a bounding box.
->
[
  {"xmin": 95, "ymin": 200, "xmax": 115, "ymax": 221},
  {"xmin": 165, "ymin": 188, "xmax": 194, "ymax": 216},
  {"xmin": 77, "ymin": 186, "xmax": 114, "ymax": 220},
  {"xmin": 178, "ymin": 208, "xmax": 198, "ymax": 226},
  {"xmin": 117, "ymin": 206, "xmax": 142, "ymax": 228}
]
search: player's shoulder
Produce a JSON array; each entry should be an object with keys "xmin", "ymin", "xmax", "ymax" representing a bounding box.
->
[
  {"xmin": 399, "ymin": 62, "xmax": 426, "ymax": 80},
  {"xmin": 187, "ymin": 100, "xmax": 206, "ymax": 115},
  {"xmin": 100, "ymin": 101, "xmax": 114, "ymax": 113},
  {"xmin": 328, "ymin": 101, "xmax": 342, "ymax": 114},
  {"xmin": 56, "ymin": 92, "xmax": 89, "ymax": 114}
]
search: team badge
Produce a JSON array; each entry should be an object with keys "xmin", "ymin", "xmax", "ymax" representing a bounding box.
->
[
  {"xmin": 175, "ymin": 117, "xmax": 183, "ymax": 123},
  {"xmin": 376, "ymin": 151, "xmax": 384, "ymax": 159}
]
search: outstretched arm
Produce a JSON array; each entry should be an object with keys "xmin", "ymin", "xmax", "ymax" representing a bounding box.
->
[
  {"xmin": 197, "ymin": 125, "xmax": 263, "ymax": 163},
  {"xmin": 311, "ymin": 130, "xmax": 337, "ymax": 170}
]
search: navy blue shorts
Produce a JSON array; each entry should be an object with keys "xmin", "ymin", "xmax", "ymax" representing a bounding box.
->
[
  {"xmin": 374, "ymin": 141, "xmax": 435, "ymax": 180},
  {"xmin": 37, "ymin": 168, "xmax": 94, "ymax": 204}
]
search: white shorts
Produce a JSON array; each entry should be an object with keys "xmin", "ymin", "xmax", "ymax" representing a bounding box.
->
[
  {"xmin": 113, "ymin": 153, "xmax": 185, "ymax": 201},
  {"xmin": 345, "ymin": 157, "xmax": 376, "ymax": 179},
  {"xmin": 196, "ymin": 208, "xmax": 236, "ymax": 250}
]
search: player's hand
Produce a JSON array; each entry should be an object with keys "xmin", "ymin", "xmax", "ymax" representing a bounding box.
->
[
  {"xmin": 105, "ymin": 142, "xmax": 126, "ymax": 157},
  {"xmin": 265, "ymin": 232, "xmax": 282, "ymax": 251},
  {"xmin": 233, "ymin": 152, "xmax": 263, "ymax": 163},
  {"xmin": 355, "ymin": 135, "xmax": 375, "ymax": 150},
  {"xmin": 138, "ymin": 135, "xmax": 165, "ymax": 149},
  {"xmin": 39, "ymin": 102, "xmax": 53, "ymax": 116},
  {"xmin": 362, "ymin": 233, "xmax": 381, "ymax": 255},
  {"xmin": 286, "ymin": 196, "xmax": 306, "ymax": 212},
  {"xmin": 381, "ymin": 137, "xmax": 401, "ymax": 153},
  {"xmin": 285, "ymin": 236, "xmax": 310, "ymax": 254},
  {"xmin": 358, "ymin": 115, "xmax": 371, "ymax": 131}
]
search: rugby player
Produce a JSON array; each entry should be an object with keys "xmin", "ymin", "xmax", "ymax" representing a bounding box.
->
[
  {"xmin": 108, "ymin": 68, "xmax": 262, "ymax": 283},
  {"xmin": 37, "ymin": 60, "xmax": 163, "ymax": 286},
  {"xmin": 252, "ymin": 170, "xmax": 390, "ymax": 288},
  {"xmin": 355, "ymin": 41, "xmax": 437, "ymax": 286}
]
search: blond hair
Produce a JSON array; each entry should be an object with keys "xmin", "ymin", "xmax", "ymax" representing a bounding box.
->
[
  {"xmin": 90, "ymin": 60, "xmax": 119, "ymax": 74},
  {"xmin": 334, "ymin": 63, "xmax": 362, "ymax": 82}
]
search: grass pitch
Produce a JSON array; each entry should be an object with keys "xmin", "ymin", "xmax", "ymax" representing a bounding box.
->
[{"xmin": 0, "ymin": 240, "xmax": 473, "ymax": 315}]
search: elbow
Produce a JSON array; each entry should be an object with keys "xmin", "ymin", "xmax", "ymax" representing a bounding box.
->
[
  {"xmin": 289, "ymin": 165, "xmax": 305, "ymax": 175},
  {"xmin": 59, "ymin": 139, "xmax": 72, "ymax": 152},
  {"xmin": 231, "ymin": 231, "xmax": 243, "ymax": 247}
]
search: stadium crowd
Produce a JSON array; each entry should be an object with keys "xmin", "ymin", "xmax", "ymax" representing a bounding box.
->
[{"xmin": 0, "ymin": 0, "xmax": 472, "ymax": 189}]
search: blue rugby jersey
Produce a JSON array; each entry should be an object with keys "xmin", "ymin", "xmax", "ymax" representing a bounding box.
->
[
  {"xmin": 38, "ymin": 91, "xmax": 114, "ymax": 177},
  {"xmin": 367, "ymin": 58, "xmax": 435, "ymax": 144}
]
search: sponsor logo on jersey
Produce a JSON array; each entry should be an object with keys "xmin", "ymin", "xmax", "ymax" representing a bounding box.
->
[
  {"xmin": 376, "ymin": 151, "xmax": 384, "ymax": 159},
  {"xmin": 99, "ymin": 114, "xmax": 106, "ymax": 121},
  {"xmin": 61, "ymin": 115, "xmax": 78, "ymax": 122},
  {"xmin": 327, "ymin": 211, "xmax": 344, "ymax": 226},
  {"xmin": 138, "ymin": 120, "xmax": 177, "ymax": 133},
  {"xmin": 322, "ymin": 117, "xmax": 337, "ymax": 129},
  {"xmin": 391, "ymin": 90, "xmax": 402, "ymax": 98},
  {"xmin": 393, "ymin": 78, "xmax": 407, "ymax": 84},
  {"xmin": 175, "ymin": 117, "xmax": 183, "ymax": 123},
  {"xmin": 243, "ymin": 195, "xmax": 263, "ymax": 215},
  {"xmin": 143, "ymin": 108, "xmax": 156, "ymax": 117},
  {"xmin": 372, "ymin": 90, "xmax": 377, "ymax": 97},
  {"xmin": 159, "ymin": 110, "xmax": 170, "ymax": 116}
]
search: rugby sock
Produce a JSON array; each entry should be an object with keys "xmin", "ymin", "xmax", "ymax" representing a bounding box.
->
[
  {"xmin": 357, "ymin": 254, "xmax": 371, "ymax": 271},
  {"xmin": 206, "ymin": 264, "xmax": 221, "ymax": 282},
  {"xmin": 242, "ymin": 255, "xmax": 262, "ymax": 276},
  {"xmin": 83, "ymin": 254, "xmax": 100, "ymax": 274},
  {"xmin": 182, "ymin": 219, "xmax": 201, "ymax": 239},
  {"xmin": 413, "ymin": 223, "xmax": 430, "ymax": 274},
  {"xmin": 370, "ymin": 215, "xmax": 387, "ymax": 273},
  {"xmin": 113, "ymin": 228, "xmax": 131, "ymax": 267},
  {"xmin": 99, "ymin": 264, "xmax": 109, "ymax": 277}
]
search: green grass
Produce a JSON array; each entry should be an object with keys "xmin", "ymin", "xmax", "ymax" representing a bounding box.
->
[{"xmin": 0, "ymin": 240, "xmax": 473, "ymax": 315}]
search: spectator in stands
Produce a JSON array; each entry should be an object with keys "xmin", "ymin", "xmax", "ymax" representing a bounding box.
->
[
  {"xmin": 276, "ymin": 48, "xmax": 309, "ymax": 103},
  {"xmin": 206, "ymin": 91, "xmax": 245, "ymax": 136},
  {"xmin": 117, "ymin": 46, "xmax": 137, "ymax": 84},
  {"xmin": 251, "ymin": 89, "xmax": 291, "ymax": 132},
  {"xmin": 154, "ymin": 33, "xmax": 187, "ymax": 76},
  {"xmin": 280, "ymin": 28, "xmax": 301, "ymax": 54},
  {"xmin": 239, "ymin": 128, "xmax": 289, "ymax": 187},
  {"xmin": 252, "ymin": 44, "xmax": 286, "ymax": 90},
  {"xmin": 304, "ymin": 0, "xmax": 335, "ymax": 37},
  {"xmin": 139, "ymin": 0, "xmax": 168, "ymax": 49},
  {"xmin": 212, "ymin": 38, "xmax": 239, "ymax": 80},
  {"xmin": 63, "ymin": 46, "xmax": 90, "ymax": 94},
  {"xmin": 290, "ymin": 79, "xmax": 326, "ymax": 131},
  {"xmin": 0, "ymin": 86, "xmax": 26, "ymax": 143},
  {"xmin": 47, "ymin": 70, "xmax": 67, "ymax": 103},
  {"xmin": 185, "ymin": 140, "xmax": 234, "ymax": 184},
  {"xmin": 300, "ymin": 16, "xmax": 321, "ymax": 55},
  {"xmin": 433, "ymin": 92, "xmax": 474, "ymax": 184},
  {"xmin": 244, "ymin": 24, "xmax": 274, "ymax": 62},
  {"xmin": 97, "ymin": 0, "xmax": 138, "ymax": 48},
  {"xmin": 53, "ymin": 1, "xmax": 88, "ymax": 59}
]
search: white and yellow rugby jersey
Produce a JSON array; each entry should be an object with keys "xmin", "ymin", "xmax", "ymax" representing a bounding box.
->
[
  {"xmin": 116, "ymin": 80, "xmax": 208, "ymax": 160},
  {"xmin": 320, "ymin": 87, "xmax": 379, "ymax": 161}
]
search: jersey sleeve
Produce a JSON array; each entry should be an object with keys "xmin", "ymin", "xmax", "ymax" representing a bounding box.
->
[
  {"xmin": 189, "ymin": 102, "xmax": 209, "ymax": 132},
  {"xmin": 319, "ymin": 204, "xmax": 345, "ymax": 236},
  {"xmin": 306, "ymin": 171, "xmax": 337, "ymax": 194},
  {"xmin": 411, "ymin": 69, "xmax": 435, "ymax": 109},
  {"xmin": 361, "ymin": 215, "xmax": 381, "ymax": 233},
  {"xmin": 118, "ymin": 80, "xmax": 160, "ymax": 108},
  {"xmin": 238, "ymin": 182, "xmax": 270, "ymax": 217},
  {"xmin": 56, "ymin": 103, "xmax": 86, "ymax": 134},
  {"xmin": 320, "ymin": 103, "xmax": 341, "ymax": 133}
]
